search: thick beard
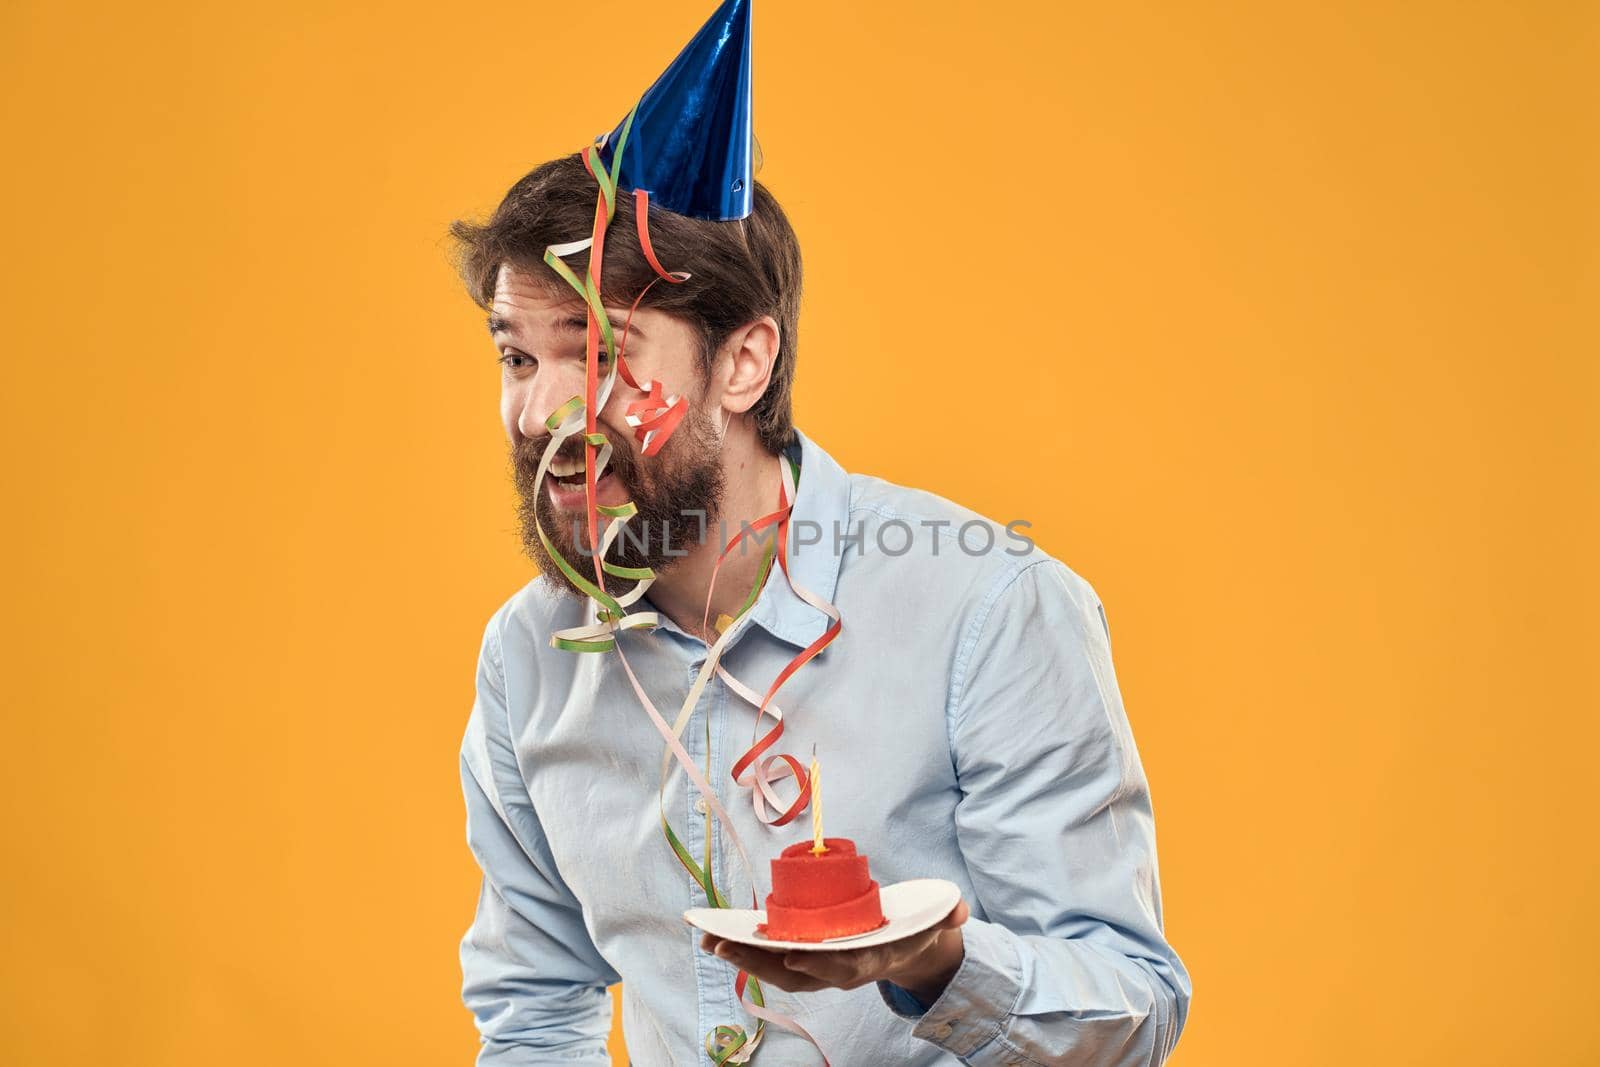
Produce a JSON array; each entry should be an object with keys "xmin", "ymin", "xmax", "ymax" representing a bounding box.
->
[{"xmin": 509, "ymin": 403, "xmax": 726, "ymax": 600}]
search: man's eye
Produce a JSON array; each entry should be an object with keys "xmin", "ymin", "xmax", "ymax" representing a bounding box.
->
[{"xmin": 498, "ymin": 352, "xmax": 536, "ymax": 369}]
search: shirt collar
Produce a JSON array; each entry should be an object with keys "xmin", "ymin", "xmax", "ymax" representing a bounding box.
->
[{"xmin": 743, "ymin": 426, "xmax": 850, "ymax": 652}]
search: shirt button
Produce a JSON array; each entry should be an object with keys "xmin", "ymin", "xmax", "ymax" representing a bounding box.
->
[
  {"xmin": 932, "ymin": 1022, "xmax": 954, "ymax": 1040},
  {"xmin": 694, "ymin": 797, "xmax": 709, "ymax": 815}
]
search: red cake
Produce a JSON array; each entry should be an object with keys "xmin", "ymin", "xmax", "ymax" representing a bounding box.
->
[{"xmin": 757, "ymin": 837, "xmax": 889, "ymax": 942}]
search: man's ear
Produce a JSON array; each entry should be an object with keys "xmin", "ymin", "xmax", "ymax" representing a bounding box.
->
[{"xmin": 717, "ymin": 315, "xmax": 780, "ymax": 416}]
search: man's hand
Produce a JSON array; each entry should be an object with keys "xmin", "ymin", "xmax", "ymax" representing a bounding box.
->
[{"xmin": 696, "ymin": 899, "xmax": 970, "ymax": 1004}]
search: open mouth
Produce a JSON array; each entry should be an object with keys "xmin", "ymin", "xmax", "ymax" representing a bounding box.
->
[
  {"xmin": 544, "ymin": 451, "xmax": 624, "ymax": 510},
  {"xmin": 548, "ymin": 453, "xmax": 590, "ymax": 488}
]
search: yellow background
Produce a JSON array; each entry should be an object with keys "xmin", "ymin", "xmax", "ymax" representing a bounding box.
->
[{"xmin": 2, "ymin": 1, "xmax": 1594, "ymax": 1064}]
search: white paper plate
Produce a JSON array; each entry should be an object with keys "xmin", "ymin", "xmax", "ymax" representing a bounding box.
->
[{"xmin": 684, "ymin": 878, "xmax": 962, "ymax": 952}]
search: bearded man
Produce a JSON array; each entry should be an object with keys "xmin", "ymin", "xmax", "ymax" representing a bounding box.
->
[{"xmin": 452, "ymin": 5, "xmax": 1190, "ymax": 1066}]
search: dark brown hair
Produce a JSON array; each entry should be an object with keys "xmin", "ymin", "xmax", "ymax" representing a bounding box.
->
[{"xmin": 451, "ymin": 153, "xmax": 803, "ymax": 454}]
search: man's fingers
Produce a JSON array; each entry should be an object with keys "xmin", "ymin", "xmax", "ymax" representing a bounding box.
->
[
  {"xmin": 710, "ymin": 942, "xmax": 828, "ymax": 993},
  {"xmin": 782, "ymin": 949, "xmax": 843, "ymax": 980},
  {"xmin": 782, "ymin": 952, "xmax": 818, "ymax": 977},
  {"xmin": 711, "ymin": 941, "xmax": 783, "ymax": 970}
]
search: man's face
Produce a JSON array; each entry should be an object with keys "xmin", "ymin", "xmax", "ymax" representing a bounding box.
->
[{"xmin": 490, "ymin": 263, "xmax": 726, "ymax": 596}]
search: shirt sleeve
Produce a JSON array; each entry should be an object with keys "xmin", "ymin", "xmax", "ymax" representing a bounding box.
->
[
  {"xmin": 459, "ymin": 611, "xmax": 622, "ymax": 1066},
  {"xmin": 876, "ymin": 560, "xmax": 1192, "ymax": 1065}
]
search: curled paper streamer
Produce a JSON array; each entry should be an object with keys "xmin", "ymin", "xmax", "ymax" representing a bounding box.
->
[{"xmin": 533, "ymin": 106, "xmax": 842, "ymax": 1065}]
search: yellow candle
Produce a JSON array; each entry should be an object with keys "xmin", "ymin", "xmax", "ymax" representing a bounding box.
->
[{"xmin": 809, "ymin": 748, "xmax": 827, "ymax": 855}]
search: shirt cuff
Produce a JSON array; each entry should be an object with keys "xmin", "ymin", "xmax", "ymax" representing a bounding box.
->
[{"xmin": 874, "ymin": 918, "xmax": 1023, "ymax": 1060}]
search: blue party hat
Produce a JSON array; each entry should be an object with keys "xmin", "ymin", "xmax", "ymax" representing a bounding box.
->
[{"xmin": 595, "ymin": 0, "xmax": 753, "ymax": 222}]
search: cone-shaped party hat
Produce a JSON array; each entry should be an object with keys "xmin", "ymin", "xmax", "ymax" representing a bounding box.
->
[{"xmin": 595, "ymin": 0, "xmax": 753, "ymax": 221}]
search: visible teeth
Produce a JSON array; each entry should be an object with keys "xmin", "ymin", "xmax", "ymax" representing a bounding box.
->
[{"xmin": 549, "ymin": 456, "xmax": 583, "ymax": 477}]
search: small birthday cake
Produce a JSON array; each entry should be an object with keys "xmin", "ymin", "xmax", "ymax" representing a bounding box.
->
[{"xmin": 757, "ymin": 837, "xmax": 889, "ymax": 942}]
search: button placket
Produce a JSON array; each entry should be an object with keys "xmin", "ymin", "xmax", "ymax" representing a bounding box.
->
[
  {"xmin": 684, "ymin": 657, "xmax": 731, "ymax": 1053},
  {"xmin": 707, "ymin": 675, "xmax": 741, "ymax": 1023},
  {"xmin": 683, "ymin": 657, "xmax": 712, "ymax": 907}
]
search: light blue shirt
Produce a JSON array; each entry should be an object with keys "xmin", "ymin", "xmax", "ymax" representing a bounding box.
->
[{"xmin": 459, "ymin": 427, "xmax": 1191, "ymax": 1065}]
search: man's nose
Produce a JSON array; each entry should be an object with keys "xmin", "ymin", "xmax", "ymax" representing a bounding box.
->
[{"xmin": 516, "ymin": 359, "xmax": 589, "ymax": 440}]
